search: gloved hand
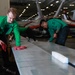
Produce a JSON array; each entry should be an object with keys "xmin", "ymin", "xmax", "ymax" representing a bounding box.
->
[
  {"xmin": 14, "ymin": 46, "xmax": 27, "ymax": 50},
  {"xmin": 0, "ymin": 40, "xmax": 7, "ymax": 52}
]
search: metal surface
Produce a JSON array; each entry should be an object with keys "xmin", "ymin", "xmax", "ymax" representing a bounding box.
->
[
  {"xmin": 33, "ymin": 41, "xmax": 75, "ymax": 65},
  {"xmin": 11, "ymin": 38, "xmax": 75, "ymax": 75}
]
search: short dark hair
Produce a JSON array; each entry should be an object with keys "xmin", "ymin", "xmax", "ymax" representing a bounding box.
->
[
  {"xmin": 40, "ymin": 19, "xmax": 46, "ymax": 25},
  {"xmin": 39, "ymin": 19, "xmax": 46, "ymax": 31}
]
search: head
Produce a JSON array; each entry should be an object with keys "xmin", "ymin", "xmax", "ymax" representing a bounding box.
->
[
  {"xmin": 40, "ymin": 19, "xmax": 47, "ymax": 29},
  {"xmin": 7, "ymin": 7, "xmax": 17, "ymax": 23}
]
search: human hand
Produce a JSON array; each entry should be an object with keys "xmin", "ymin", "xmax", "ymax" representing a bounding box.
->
[
  {"xmin": 53, "ymin": 33, "xmax": 57, "ymax": 38},
  {"xmin": 0, "ymin": 40, "xmax": 7, "ymax": 52},
  {"xmin": 14, "ymin": 46, "xmax": 27, "ymax": 50}
]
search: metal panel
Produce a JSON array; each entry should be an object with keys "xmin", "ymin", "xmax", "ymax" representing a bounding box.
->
[
  {"xmin": 33, "ymin": 41, "xmax": 75, "ymax": 65},
  {"xmin": 11, "ymin": 38, "xmax": 75, "ymax": 75}
]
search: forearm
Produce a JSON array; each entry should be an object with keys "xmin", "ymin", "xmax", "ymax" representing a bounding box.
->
[
  {"xmin": 15, "ymin": 33, "xmax": 21, "ymax": 46},
  {"xmin": 14, "ymin": 28, "xmax": 21, "ymax": 46}
]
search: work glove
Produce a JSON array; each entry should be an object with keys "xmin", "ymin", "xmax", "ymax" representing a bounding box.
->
[
  {"xmin": 14, "ymin": 45, "xmax": 27, "ymax": 50},
  {"xmin": 0, "ymin": 40, "xmax": 7, "ymax": 52}
]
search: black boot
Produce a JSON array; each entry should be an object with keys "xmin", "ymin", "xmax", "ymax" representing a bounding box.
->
[{"xmin": 2, "ymin": 66, "xmax": 16, "ymax": 75}]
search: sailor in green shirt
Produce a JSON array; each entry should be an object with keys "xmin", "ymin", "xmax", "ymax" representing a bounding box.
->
[
  {"xmin": 0, "ymin": 7, "xmax": 26, "ymax": 50},
  {"xmin": 0, "ymin": 7, "xmax": 27, "ymax": 74},
  {"xmin": 40, "ymin": 18, "xmax": 69, "ymax": 46}
]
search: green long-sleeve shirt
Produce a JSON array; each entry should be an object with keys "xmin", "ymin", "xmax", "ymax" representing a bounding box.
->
[
  {"xmin": 19, "ymin": 26, "xmax": 28, "ymax": 33},
  {"xmin": 47, "ymin": 18, "xmax": 67, "ymax": 42},
  {"xmin": 0, "ymin": 16, "xmax": 21, "ymax": 46}
]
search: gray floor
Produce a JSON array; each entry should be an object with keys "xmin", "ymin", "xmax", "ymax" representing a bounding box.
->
[
  {"xmin": 32, "ymin": 37, "xmax": 75, "ymax": 64},
  {"xmin": 0, "ymin": 37, "xmax": 75, "ymax": 75},
  {"xmin": 11, "ymin": 38, "xmax": 75, "ymax": 75}
]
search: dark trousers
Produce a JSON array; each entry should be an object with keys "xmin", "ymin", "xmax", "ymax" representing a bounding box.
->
[
  {"xmin": 55, "ymin": 26, "xmax": 69, "ymax": 46},
  {"xmin": 21, "ymin": 27, "xmax": 36, "ymax": 41},
  {"xmin": 0, "ymin": 34, "xmax": 9, "ymax": 67}
]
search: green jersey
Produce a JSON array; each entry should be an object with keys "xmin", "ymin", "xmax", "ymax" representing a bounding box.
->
[
  {"xmin": 47, "ymin": 18, "xmax": 67, "ymax": 42},
  {"xmin": 0, "ymin": 16, "xmax": 21, "ymax": 46}
]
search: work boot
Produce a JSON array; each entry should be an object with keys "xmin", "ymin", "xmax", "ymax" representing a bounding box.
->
[{"xmin": 2, "ymin": 66, "xmax": 16, "ymax": 75}]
